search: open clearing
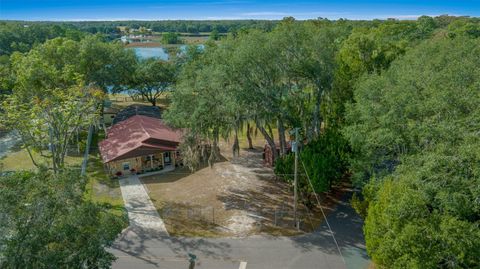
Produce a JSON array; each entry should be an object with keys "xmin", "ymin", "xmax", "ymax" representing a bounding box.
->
[
  {"xmin": 141, "ymin": 133, "xmax": 346, "ymax": 237},
  {"xmin": 0, "ymin": 134, "xmax": 125, "ymax": 219}
]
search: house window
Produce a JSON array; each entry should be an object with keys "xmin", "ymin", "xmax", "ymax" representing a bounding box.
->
[{"xmin": 122, "ymin": 162, "xmax": 130, "ymax": 170}]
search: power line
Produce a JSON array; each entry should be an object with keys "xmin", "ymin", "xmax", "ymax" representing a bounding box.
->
[{"xmin": 299, "ymin": 156, "xmax": 346, "ymax": 267}]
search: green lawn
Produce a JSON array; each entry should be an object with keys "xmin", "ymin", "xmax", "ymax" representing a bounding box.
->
[
  {"xmin": 0, "ymin": 147, "xmax": 84, "ymax": 171},
  {"xmin": 0, "ymin": 144, "xmax": 126, "ymax": 220},
  {"xmin": 84, "ymin": 154, "xmax": 126, "ymax": 218}
]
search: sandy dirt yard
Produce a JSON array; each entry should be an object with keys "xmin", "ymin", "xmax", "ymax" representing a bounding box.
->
[{"xmin": 141, "ymin": 136, "xmax": 340, "ymax": 237}]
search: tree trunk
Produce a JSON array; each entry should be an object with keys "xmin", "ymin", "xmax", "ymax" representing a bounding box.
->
[
  {"xmin": 277, "ymin": 118, "xmax": 287, "ymax": 156},
  {"xmin": 208, "ymin": 127, "xmax": 220, "ymax": 168},
  {"xmin": 48, "ymin": 127, "xmax": 58, "ymax": 174},
  {"xmin": 232, "ymin": 127, "xmax": 240, "ymax": 158},
  {"xmin": 267, "ymin": 124, "xmax": 274, "ymax": 141},
  {"xmin": 256, "ymin": 121, "xmax": 278, "ymax": 162},
  {"xmin": 246, "ymin": 122, "xmax": 253, "ymax": 149},
  {"xmin": 21, "ymin": 135, "xmax": 39, "ymax": 168},
  {"xmin": 76, "ymin": 129, "xmax": 80, "ymax": 154}
]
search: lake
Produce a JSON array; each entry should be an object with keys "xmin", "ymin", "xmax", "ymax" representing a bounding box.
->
[
  {"xmin": 131, "ymin": 44, "xmax": 205, "ymax": 60},
  {"xmin": 133, "ymin": 47, "xmax": 169, "ymax": 60}
]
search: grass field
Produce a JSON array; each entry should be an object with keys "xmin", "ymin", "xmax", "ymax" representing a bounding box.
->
[
  {"xmin": 108, "ymin": 93, "xmax": 170, "ymax": 110},
  {"xmin": 84, "ymin": 154, "xmax": 126, "ymax": 218},
  {"xmin": 0, "ymin": 146, "xmax": 84, "ymax": 171},
  {"xmin": 0, "ymin": 138, "xmax": 126, "ymax": 220}
]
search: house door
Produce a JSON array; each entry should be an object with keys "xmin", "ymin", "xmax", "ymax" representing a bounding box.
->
[{"xmin": 164, "ymin": 152, "xmax": 172, "ymax": 165}]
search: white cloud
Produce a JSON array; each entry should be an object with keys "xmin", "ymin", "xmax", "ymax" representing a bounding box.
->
[
  {"xmin": 235, "ymin": 10, "xmax": 351, "ymax": 19},
  {"xmin": 377, "ymin": 14, "xmax": 439, "ymax": 19},
  {"xmin": 240, "ymin": 11, "xmax": 289, "ymax": 16}
]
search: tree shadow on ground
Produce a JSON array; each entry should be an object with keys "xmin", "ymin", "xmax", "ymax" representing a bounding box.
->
[
  {"xmin": 289, "ymin": 189, "xmax": 370, "ymax": 263},
  {"xmin": 111, "ymin": 226, "xmax": 233, "ymax": 266},
  {"xmin": 140, "ymin": 154, "xmax": 228, "ymax": 184},
  {"xmin": 155, "ymin": 201, "xmax": 230, "ymax": 237}
]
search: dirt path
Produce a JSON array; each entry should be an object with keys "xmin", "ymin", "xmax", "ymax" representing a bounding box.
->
[{"xmin": 141, "ymin": 145, "xmax": 315, "ymax": 237}]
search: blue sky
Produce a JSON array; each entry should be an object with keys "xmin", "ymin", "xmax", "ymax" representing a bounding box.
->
[{"xmin": 0, "ymin": 0, "xmax": 479, "ymax": 21}]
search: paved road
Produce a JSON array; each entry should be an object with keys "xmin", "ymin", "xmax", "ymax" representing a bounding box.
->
[{"xmin": 110, "ymin": 189, "xmax": 370, "ymax": 269}]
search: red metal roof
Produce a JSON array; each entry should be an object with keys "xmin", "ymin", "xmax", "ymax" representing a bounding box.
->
[{"xmin": 99, "ymin": 115, "xmax": 182, "ymax": 163}]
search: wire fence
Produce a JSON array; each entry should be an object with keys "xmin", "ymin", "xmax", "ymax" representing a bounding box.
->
[{"xmin": 158, "ymin": 201, "xmax": 315, "ymax": 232}]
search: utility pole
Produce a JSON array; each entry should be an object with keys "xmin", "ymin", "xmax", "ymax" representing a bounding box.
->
[
  {"xmin": 292, "ymin": 127, "xmax": 300, "ymax": 229},
  {"xmin": 81, "ymin": 124, "xmax": 94, "ymax": 176}
]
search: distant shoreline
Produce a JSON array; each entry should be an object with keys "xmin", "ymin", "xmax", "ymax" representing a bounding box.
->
[{"xmin": 125, "ymin": 42, "xmax": 163, "ymax": 48}]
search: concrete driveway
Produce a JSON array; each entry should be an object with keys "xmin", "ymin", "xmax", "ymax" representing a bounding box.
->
[{"xmin": 110, "ymin": 189, "xmax": 370, "ymax": 269}]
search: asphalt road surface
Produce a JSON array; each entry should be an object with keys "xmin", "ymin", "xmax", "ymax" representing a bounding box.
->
[{"xmin": 110, "ymin": 190, "xmax": 370, "ymax": 269}]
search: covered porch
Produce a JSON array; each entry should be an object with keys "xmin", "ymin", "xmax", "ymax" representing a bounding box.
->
[{"xmin": 106, "ymin": 150, "xmax": 178, "ymax": 177}]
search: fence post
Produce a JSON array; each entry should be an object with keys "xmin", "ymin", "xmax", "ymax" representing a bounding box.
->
[
  {"xmin": 212, "ymin": 207, "xmax": 215, "ymax": 224},
  {"xmin": 274, "ymin": 209, "xmax": 277, "ymax": 226}
]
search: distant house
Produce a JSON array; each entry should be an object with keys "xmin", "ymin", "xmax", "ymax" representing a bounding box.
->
[{"xmin": 99, "ymin": 115, "xmax": 182, "ymax": 177}]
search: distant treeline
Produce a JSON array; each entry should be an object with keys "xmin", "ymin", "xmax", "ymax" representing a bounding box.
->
[
  {"xmin": 69, "ymin": 20, "xmax": 280, "ymax": 33},
  {"xmin": 2, "ymin": 16, "xmax": 479, "ymax": 55},
  {"xmin": 0, "ymin": 20, "xmax": 280, "ymax": 55}
]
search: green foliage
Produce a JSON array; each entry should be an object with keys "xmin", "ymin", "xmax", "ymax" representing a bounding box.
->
[
  {"xmin": 344, "ymin": 37, "xmax": 480, "ymax": 185},
  {"xmin": 274, "ymin": 130, "xmax": 349, "ymax": 193},
  {"xmin": 68, "ymin": 20, "xmax": 278, "ymax": 34},
  {"xmin": 0, "ymin": 55, "xmax": 13, "ymax": 111},
  {"xmin": 209, "ymin": 29, "xmax": 220, "ymax": 41},
  {"xmin": 77, "ymin": 35, "xmax": 137, "ymax": 90},
  {"xmin": 447, "ymin": 18, "xmax": 480, "ymax": 38},
  {"xmin": 344, "ymin": 37, "xmax": 480, "ymax": 268},
  {"xmin": 167, "ymin": 19, "xmax": 350, "ymax": 164},
  {"xmin": 129, "ymin": 58, "xmax": 176, "ymax": 106},
  {"xmin": 178, "ymin": 133, "xmax": 207, "ymax": 172},
  {"xmin": 162, "ymin": 32, "xmax": 181, "ymax": 44},
  {"xmin": 274, "ymin": 153, "xmax": 294, "ymax": 182},
  {"xmin": 164, "ymin": 42, "xmax": 233, "ymax": 165},
  {"xmin": 1, "ymin": 36, "xmax": 131, "ymax": 171},
  {"xmin": 365, "ymin": 153, "xmax": 480, "ymax": 268},
  {"xmin": 350, "ymin": 192, "xmax": 368, "ymax": 219},
  {"xmin": 416, "ymin": 16, "xmax": 438, "ymax": 38},
  {"xmin": 301, "ymin": 130, "xmax": 350, "ymax": 192},
  {"xmin": 0, "ymin": 22, "xmax": 86, "ymax": 55},
  {"xmin": 0, "ymin": 169, "xmax": 125, "ymax": 268},
  {"xmin": 327, "ymin": 21, "xmax": 422, "ymax": 127}
]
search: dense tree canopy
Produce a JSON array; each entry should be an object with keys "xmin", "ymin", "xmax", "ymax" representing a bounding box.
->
[
  {"xmin": 344, "ymin": 37, "xmax": 480, "ymax": 268},
  {"xmin": 2, "ymin": 15, "xmax": 480, "ymax": 268},
  {"xmin": 2, "ymin": 36, "xmax": 135, "ymax": 171},
  {"xmin": 164, "ymin": 17, "xmax": 480, "ymax": 267},
  {"xmin": 129, "ymin": 58, "xmax": 176, "ymax": 106},
  {"xmin": 0, "ymin": 22, "xmax": 86, "ymax": 55},
  {"xmin": 162, "ymin": 32, "xmax": 181, "ymax": 44},
  {"xmin": 0, "ymin": 169, "xmax": 125, "ymax": 268}
]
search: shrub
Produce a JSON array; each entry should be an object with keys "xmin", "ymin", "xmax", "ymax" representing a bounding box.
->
[
  {"xmin": 274, "ymin": 153, "xmax": 294, "ymax": 182},
  {"xmin": 274, "ymin": 130, "xmax": 349, "ymax": 193}
]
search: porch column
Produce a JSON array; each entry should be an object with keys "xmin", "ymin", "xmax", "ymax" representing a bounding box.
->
[
  {"xmin": 161, "ymin": 152, "xmax": 165, "ymax": 167},
  {"xmin": 150, "ymin": 154, "xmax": 153, "ymax": 169}
]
